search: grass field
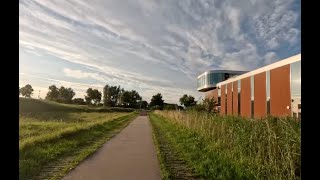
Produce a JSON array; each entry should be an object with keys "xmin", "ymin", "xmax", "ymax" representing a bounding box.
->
[
  {"xmin": 19, "ymin": 98, "xmax": 139, "ymax": 180},
  {"xmin": 150, "ymin": 110, "xmax": 301, "ymax": 179}
]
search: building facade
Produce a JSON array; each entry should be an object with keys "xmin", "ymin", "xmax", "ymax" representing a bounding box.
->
[{"xmin": 197, "ymin": 54, "xmax": 301, "ymax": 119}]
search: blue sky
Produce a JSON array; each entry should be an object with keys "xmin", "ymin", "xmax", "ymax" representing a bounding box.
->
[{"xmin": 19, "ymin": 0, "xmax": 300, "ymax": 104}]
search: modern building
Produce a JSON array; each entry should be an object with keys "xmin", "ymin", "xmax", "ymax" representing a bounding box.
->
[{"xmin": 197, "ymin": 54, "xmax": 301, "ymax": 119}]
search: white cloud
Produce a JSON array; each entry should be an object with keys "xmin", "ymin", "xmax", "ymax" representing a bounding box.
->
[
  {"xmin": 264, "ymin": 52, "xmax": 279, "ymax": 65},
  {"xmin": 19, "ymin": 0, "xmax": 300, "ymax": 103}
]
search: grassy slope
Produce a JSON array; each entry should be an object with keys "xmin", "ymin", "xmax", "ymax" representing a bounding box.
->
[
  {"xmin": 19, "ymin": 98, "xmax": 139, "ymax": 180},
  {"xmin": 19, "ymin": 97, "xmax": 136, "ymax": 113},
  {"xmin": 150, "ymin": 111, "xmax": 301, "ymax": 179}
]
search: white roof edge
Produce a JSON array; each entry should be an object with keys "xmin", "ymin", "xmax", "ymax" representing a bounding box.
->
[{"xmin": 216, "ymin": 53, "xmax": 301, "ymax": 86}]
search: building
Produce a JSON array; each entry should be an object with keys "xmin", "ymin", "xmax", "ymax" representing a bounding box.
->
[{"xmin": 197, "ymin": 54, "xmax": 301, "ymax": 119}]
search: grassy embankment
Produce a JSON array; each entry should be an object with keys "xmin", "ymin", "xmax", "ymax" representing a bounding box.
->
[
  {"xmin": 150, "ymin": 110, "xmax": 300, "ymax": 179},
  {"xmin": 19, "ymin": 98, "xmax": 138, "ymax": 180}
]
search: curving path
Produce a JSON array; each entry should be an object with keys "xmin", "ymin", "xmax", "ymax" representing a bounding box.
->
[{"xmin": 62, "ymin": 115, "xmax": 161, "ymax": 180}]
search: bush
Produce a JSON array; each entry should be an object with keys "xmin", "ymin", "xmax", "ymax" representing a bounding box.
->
[
  {"xmin": 164, "ymin": 104, "xmax": 176, "ymax": 110},
  {"xmin": 191, "ymin": 97, "xmax": 217, "ymax": 113},
  {"xmin": 150, "ymin": 105, "xmax": 162, "ymax": 110}
]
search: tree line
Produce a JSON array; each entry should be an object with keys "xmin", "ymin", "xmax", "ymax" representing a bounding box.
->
[{"xmin": 19, "ymin": 84, "xmax": 216, "ymax": 111}]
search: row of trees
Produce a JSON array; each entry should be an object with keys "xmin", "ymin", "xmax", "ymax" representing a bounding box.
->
[
  {"xmin": 19, "ymin": 84, "xmax": 146, "ymax": 108},
  {"xmin": 19, "ymin": 84, "xmax": 216, "ymax": 111}
]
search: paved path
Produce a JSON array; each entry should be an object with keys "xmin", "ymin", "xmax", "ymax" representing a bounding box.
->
[{"xmin": 63, "ymin": 116, "xmax": 161, "ymax": 180}]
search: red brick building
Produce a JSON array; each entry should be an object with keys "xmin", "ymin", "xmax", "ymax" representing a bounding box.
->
[{"xmin": 197, "ymin": 54, "xmax": 301, "ymax": 119}]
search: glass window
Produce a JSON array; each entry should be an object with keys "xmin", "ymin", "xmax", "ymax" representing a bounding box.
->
[
  {"xmin": 238, "ymin": 80, "xmax": 241, "ymax": 93},
  {"xmin": 225, "ymin": 94, "xmax": 227, "ymax": 114},
  {"xmin": 212, "ymin": 73, "xmax": 224, "ymax": 84},
  {"xmin": 251, "ymin": 101, "xmax": 254, "ymax": 118},
  {"xmin": 231, "ymin": 83, "xmax": 233, "ymax": 114},
  {"xmin": 291, "ymin": 61, "xmax": 301, "ymax": 98},
  {"xmin": 225, "ymin": 84, "xmax": 227, "ymax": 94},
  {"xmin": 266, "ymin": 71, "xmax": 270, "ymax": 100},
  {"xmin": 218, "ymin": 87, "xmax": 221, "ymax": 96}
]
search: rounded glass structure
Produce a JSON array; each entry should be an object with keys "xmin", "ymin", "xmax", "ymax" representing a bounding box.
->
[{"xmin": 197, "ymin": 70, "xmax": 247, "ymax": 92}]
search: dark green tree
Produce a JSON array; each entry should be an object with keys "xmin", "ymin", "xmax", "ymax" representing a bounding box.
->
[
  {"xmin": 103, "ymin": 85, "xmax": 121, "ymax": 107},
  {"xmin": 85, "ymin": 88, "xmax": 102, "ymax": 105},
  {"xmin": 20, "ymin": 84, "xmax": 34, "ymax": 98},
  {"xmin": 121, "ymin": 90, "xmax": 142, "ymax": 108},
  {"xmin": 46, "ymin": 85, "xmax": 60, "ymax": 101},
  {"xmin": 149, "ymin": 93, "xmax": 164, "ymax": 109},
  {"xmin": 179, "ymin": 94, "xmax": 197, "ymax": 108},
  {"xmin": 58, "ymin": 86, "xmax": 75, "ymax": 103},
  {"xmin": 72, "ymin": 98, "xmax": 86, "ymax": 105},
  {"xmin": 138, "ymin": 100, "xmax": 148, "ymax": 109}
]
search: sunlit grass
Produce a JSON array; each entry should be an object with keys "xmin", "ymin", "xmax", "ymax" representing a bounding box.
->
[{"xmin": 151, "ymin": 110, "xmax": 301, "ymax": 179}]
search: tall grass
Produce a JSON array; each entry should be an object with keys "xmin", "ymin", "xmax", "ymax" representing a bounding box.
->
[{"xmin": 153, "ymin": 110, "xmax": 301, "ymax": 179}]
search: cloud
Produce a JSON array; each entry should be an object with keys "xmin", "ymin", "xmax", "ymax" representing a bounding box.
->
[
  {"xmin": 19, "ymin": 0, "xmax": 300, "ymax": 103},
  {"xmin": 264, "ymin": 52, "xmax": 279, "ymax": 65}
]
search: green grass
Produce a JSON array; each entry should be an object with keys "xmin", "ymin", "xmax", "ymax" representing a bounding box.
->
[
  {"xmin": 19, "ymin": 112, "xmax": 138, "ymax": 180},
  {"xmin": 150, "ymin": 110, "xmax": 301, "ymax": 179},
  {"xmin": 19, "ymin": 98, "xmax": 139, "ymax": 180},
  {"xmin": 19, "ymin": 97, "xmax": 136, "ymax": 113}
]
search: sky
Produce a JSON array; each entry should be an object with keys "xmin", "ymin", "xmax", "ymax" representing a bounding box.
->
[{"xmin": 19, "ymin": 0, "xmax": 301, "ymax": 104}]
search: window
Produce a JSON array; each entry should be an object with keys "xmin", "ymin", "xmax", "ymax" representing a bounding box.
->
[
  {"xmin": 290, "ymin": 61, "xmax": 301, "ymax": 98},
  {"xmin": 225, "ymin": 84, "xmax": 227, "ymax": 114},
  {"xmin": 231, "ymin": 83, "xmax": 233, "ymax": 114},
  {"xmin": 251, "ymin": 101, "xmax": 254, "ymax": 118},
  {"xmin": 225, "ymin": 94, "xmax": 227, "ymax": 114},
  {"xmin": 251, "ymin": 76, "xmax": 254, "ymax": 118},
  {"xmin": 251, "ymin": 76, "xmax": 254, "ymax": 101},
  {"xmin": 225, "ymin": 73, "xmax": 230, "ymax": 80},
  {"xmin": 266, "ymin": 71, "xmax": 270, "ymax": 115},
  {"xmin": 225, "ymin": 84, "xmax": 228, "ymax": 94}
]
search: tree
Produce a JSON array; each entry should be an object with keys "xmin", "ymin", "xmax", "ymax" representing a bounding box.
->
[
  {"xmin": 194, "ymin": 97, "xmax": 217, "ymax": 113},
  {"xmin": 202, "ymin": 97, "xmax": 217, "ymax": 113},
  {"xmin": 179, "ymin": 94, "xmax": 197, "ymax": 108},
  {"xmin": 58, "ymin": 86, "xmax": 75, "ymax": 103},
  {"xmin": 46, "ymin": 85, "xmax": 60, "ymax": 101},
  {"xmin": 103, "ymin": 85, "xmax": 121, "ymax": 107},
  {"xmin": 85, "ymin": 88, "xmax": 102, "ymax": 105},
  {"xmin": 149, "ymin": 93, "xmax": 164, "ymax": 109},
  {"xmin": 138, "ymin": 100, "xmax": 148, "ymax": 109},
  {"xmin": 20, "ymin": 84, "xmax": 34, "ymax": 98},
  {"xmin": 121, "ymin": 90, "xmax": 142, "ymax": 108},
  {"xmin": 73, "ymin": 98, "xmax": 86, "ymax": 105}
]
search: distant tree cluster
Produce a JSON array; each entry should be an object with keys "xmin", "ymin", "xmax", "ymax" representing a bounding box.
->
[
  {"xmin": 45, "ymin": 85, "xmax": 75, "ymax": 104},
  {"xmin": 103, "ymin": 84, "xmax": 142, "ymax": 108}
]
